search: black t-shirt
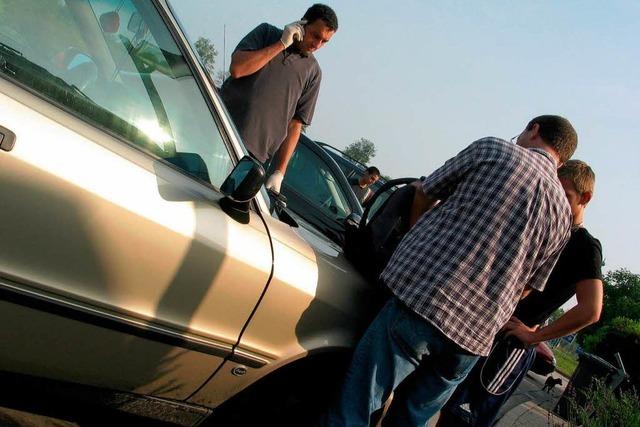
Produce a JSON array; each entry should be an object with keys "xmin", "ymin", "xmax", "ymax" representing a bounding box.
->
[{"xmin": 513, "ymin": 227, "xmax": 603, "ymax": 326}]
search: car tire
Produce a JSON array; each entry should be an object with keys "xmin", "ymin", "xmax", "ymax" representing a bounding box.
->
[{"xmin": 208, "ymin": 353, "xmax": 350, "ymax": 427}]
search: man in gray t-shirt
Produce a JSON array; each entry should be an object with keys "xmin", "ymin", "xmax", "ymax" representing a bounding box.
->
[
  {"xmin": 349, "ymin": 166, "xmax": 381, "ymax": 204},
  {"xmin": 220, "ymin": 4, "xmax": 338, "ymax": 193}
]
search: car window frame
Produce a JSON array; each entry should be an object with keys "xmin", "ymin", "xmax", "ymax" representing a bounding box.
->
[
  {"xmin": 274, "ymin": 136, "xmax": 363, "ymax": 245},
  {"xmin": 160, "ymin": 0, "xmax": 271, "ymax": 215}
]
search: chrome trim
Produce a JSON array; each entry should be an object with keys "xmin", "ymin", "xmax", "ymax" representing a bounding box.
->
[
  {"xmin": 229, "ymin": 349, "xmax": 269, "ymax": 369},
  {"xmin": 0, "ymin": 275, "xmax": 232, "ymax": 359}
]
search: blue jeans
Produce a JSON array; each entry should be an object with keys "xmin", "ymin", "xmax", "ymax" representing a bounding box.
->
[{"xmin": 324, "ymin": 297, "xmax": 479, "ymax": 426}]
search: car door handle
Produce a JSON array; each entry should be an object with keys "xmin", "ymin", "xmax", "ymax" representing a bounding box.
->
[{"xmin": 0, "ymin": 124, "xmax": 16, "ymax": 152}]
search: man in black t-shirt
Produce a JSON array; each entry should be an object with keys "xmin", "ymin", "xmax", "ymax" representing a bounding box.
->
[{"xmin": 436, "ymin": 159, "xmax": 603, "ymax": 427}]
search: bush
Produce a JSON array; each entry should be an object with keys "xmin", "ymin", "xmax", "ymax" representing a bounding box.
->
[{"xmin": 568, "ymin": 379, "xmax": 640, "ymax": 426}]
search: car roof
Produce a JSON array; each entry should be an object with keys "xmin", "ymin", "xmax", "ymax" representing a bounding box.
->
[{"xmin": 316, "ymin": 141, "xmax": 369, "ymax": 173}]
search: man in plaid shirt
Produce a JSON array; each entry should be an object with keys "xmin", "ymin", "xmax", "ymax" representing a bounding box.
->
[{"xmin": 324, "ymin": 115, "xmax": 577, "ymax": 426}]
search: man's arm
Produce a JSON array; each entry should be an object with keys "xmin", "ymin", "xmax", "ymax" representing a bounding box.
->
[
  {"xmin": 229, "ymin": 20, "xmax": 305, "ymax": 79},
  {"xmin": 409, "ymin": 139, "xmax": 480, "ymax": 227},
  {"xmin": 264, "ymin": 118, "xmax": 303, "ymax": 192},
  {"xmin": 503, "ymin": 278, "xmax": 603, "ymax": 346},
  {"xmin": 409, "ymin": 181, "xmax": 439, "ymax": 226},
  {"xmin": 229, "ymin": 43, "xmax": 284, "ymax": 79}
]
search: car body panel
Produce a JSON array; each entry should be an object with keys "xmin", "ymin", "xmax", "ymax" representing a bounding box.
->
[
  {"xmin": 0, "ymin": 0, "xmax": 376, "ymax": 416},
  {"xmin": 0, "ymin": 75, "xmax": 274, "ymax": 399},
  {"xmin": 188, "ymin": 214, "xmax": 374, "ymax": 407},
  {"xmin": 531, "ymin": 342, "xmax": 557, "ymax": 376}
]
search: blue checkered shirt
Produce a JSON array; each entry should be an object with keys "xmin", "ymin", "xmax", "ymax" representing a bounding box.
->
[{"xmin": 381, "ymin": 138, "xmax": 572, "ymax": 356}]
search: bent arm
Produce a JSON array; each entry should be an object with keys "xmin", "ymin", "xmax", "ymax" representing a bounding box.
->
[
  {"xmin": 229, "ymin": 42, "xmax": 284, "ymax": 79},
  {"xmin": 531, "ymin": 279, "xmax": 603, "ymax": 342},
  {"xmin": 504, "ymin": 278, "xmax": 603, "ymax": 345}
]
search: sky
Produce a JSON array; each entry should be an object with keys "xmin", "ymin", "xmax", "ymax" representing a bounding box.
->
[{"xmin": 169, "ymin": 0, "xmax": 639, "ymax": 276}]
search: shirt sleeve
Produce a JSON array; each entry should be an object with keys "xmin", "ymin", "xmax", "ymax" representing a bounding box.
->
[
  {"xmin": 235, "ymin": 23, "xmax": 271, "ymax": 52},
  {"xmin": 294, "ymin": 67, "xmax": 322, "ymax": 125},
  {"xmin": 420, "ymin": 140, "xmax": 478, "ymax": 199},
  {"xmin": 572, "ymin": 238, "xmax": 604, "ymax": 283}
]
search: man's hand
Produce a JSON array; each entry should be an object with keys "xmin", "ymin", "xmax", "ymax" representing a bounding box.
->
[
  {"xmin": 281, "ymin": 20, "xmax": 306, "ymax": 48},
  {"xmin": 502, "ymin": 316, "xmax": 539, "ymax": 346},
  {"xmin": 265, "ymin": 170, "xmax": 284, "ymax": 193}
]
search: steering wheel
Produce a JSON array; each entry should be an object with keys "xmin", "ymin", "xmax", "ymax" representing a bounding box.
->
[{"xmin": 359, "ymin": 177, "xmax": 418, "ymax": 232}]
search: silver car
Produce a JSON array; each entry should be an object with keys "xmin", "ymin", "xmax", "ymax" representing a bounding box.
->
[{"xmin": 0, "ymin": 0, "xmax": 376, "ymax": 424}]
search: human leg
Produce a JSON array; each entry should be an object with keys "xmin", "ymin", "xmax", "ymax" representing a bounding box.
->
[
  {"xmin": 380, "ymin": 322, "xmax": 479, "ymax": 426},
  {"xmin": 323, "ymin": 298, "xmax": 427, "ymax": 426}
]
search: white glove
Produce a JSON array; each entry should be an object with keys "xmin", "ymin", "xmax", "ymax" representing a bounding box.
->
[
  {"xmin": 265, "ymin": 170, "xmax": 284, "ymax": 193},
  {"xmin": 280, "ymin": 20, "xmax": 306, "ymax": 49}
]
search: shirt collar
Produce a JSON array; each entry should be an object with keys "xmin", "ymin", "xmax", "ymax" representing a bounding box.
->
[{"xmin": 528, "ymin": 148, "xmax": 557, "ymax": 167}]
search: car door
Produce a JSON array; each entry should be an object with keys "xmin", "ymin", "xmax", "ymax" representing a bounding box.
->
[
  {"xmin": 0, "ymin": 0, "xmax": 271, "ymax": 400},
  {"xmin": 275, "ymin": 136, "xmax": 363, "ymax": 245}
]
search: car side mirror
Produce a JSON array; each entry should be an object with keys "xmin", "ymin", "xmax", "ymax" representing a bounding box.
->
[{"xmin": 219, "ymin": 156, "xmax": 265, "ymax": 223}]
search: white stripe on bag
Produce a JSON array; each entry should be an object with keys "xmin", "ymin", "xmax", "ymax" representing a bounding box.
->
[{"xmin": 487, "ymin": 348, "xmax": 525, "ymax": 393}]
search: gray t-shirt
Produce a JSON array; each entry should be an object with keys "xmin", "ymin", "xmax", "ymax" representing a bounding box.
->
[
  {"xmin": 221, "ymin": 23, "xmax": 322, "ymax": 162},
  {"xmin": 349, "ymin": 177, "xmax": 371, "ymax": 204}
]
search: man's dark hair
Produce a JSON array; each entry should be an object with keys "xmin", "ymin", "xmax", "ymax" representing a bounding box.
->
[
  {"xmin": 526, "ymin": 115, "xmax": 577, "ymax": 163},
  {"xmin": 366, "ymin": 166, "xmax": 380, "ymax": 176},
  {"xmin": 303, "ymin": 4, "xmax": 338, "ymax": 31}
]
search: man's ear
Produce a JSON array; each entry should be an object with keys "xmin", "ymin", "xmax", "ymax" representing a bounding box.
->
[
  {"xmin": 530, "ymin": 123, "xmax": 541, "ymax": 138},
  {"xmin": 580, "ymin": 191, "xmax": 593, "ymax": 205}
]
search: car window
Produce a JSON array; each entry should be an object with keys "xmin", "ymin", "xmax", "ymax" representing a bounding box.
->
[
  {"xmin": 283, "ymin": 143, "xmax": 352, "ymax": 222},
  {"xmin": 0, "ymin": 0, "xmax": 233, "ymax": 187}
]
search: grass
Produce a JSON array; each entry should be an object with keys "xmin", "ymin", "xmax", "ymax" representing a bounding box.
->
[{"xmin": 553, "ymin": 345, "xmax": 579, "ymax": 377}]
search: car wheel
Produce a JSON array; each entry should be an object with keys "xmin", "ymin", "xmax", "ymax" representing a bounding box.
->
[{"xmin": 209, "ymin": 354, "xmax": 350, "ymax": 426}]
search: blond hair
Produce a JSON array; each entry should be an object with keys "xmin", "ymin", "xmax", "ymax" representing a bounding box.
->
[{"xmin": 558, "ymin": 159, "xmax": 595, "ymax": 194}]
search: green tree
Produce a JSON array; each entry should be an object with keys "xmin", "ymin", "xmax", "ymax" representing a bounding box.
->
[
  {"xmin": 577, "ymin": 269, "xmax": 640, "ymax": 387},
  {"xmin": 194, "ymin": 36, "xmax": 217, "ymax": 77},
  {"xmin": 601, "ymin": 269, "xmax": 640, "ymax": 324},
  {"xmin": 343, "ymin": 138, "xmax": 376, "ymax": 165},
  {"xmin": 579, "ymin": 268, "xmax": 640, "ymax": 344}
]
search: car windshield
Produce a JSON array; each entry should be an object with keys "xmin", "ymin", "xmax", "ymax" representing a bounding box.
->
[{"xmin": 0, "ymin": 0, "xmax": 233, "ymax": 186}]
